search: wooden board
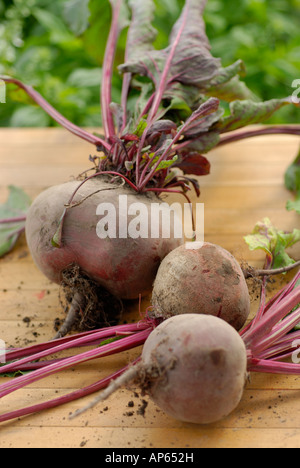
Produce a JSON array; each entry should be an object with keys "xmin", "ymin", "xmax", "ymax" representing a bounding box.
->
[{"xmin": 0, "ymin": 127, "xmax": 299, "ymax": 448}]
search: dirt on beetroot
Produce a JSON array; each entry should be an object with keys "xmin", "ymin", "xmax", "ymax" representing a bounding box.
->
[{"xmin": 59, "ymin": 264, "xmax": 124, "ymax": 333}]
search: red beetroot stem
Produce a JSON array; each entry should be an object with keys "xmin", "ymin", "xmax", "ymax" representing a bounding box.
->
[
  {"xmin": 248, "ymin": 359, "xmax": 300, "ymax": 374},
  {"xmin": 4, "ymin": 329, "xmax": 105, "ymax": 361},
  {"xmin": 0, "ymin": 328, "xmax": 151, "ymax": 399},
  {"xmin": 5, "ymin": 322, "xmax": 149, "ymax": 362},
  {"xmin": 0, "ymin": 216, "xmax": 26, "ymax": 224},
  {"xmin": 241, "ymin": 274, "xmax": 300, "ymax": 345},
  {"xmin": 0, "ymin": 77, "xmax": 110, "ymax": 151},
  {"xmin": 134, "ymin": 2, "xmax": 190, "ymax": 186},
  {"xmin": 0, "ymin": 363, "xmax": 134, "ymax": 424},
  {"xmin": 251, "ymin": 306, "xmax": 300, "ymax": 355},
  {"xmin": 1, "ymin": 358, "xmax": 68, "ymax": 372},
  {"xmin": 2, "ymin": 335, "xmax": 139, "ymax": 373},
  {"xmin": 218, "ymin": 125, "xmax": 300, "ymax": 147},
  {"xmin": 266, "ymin": 271, "xmax": 300, "ymax": 312},
  {"xmin": 241, "ymin": 270, "xmax": 300, "ymax": 336},
  {"xmin": 241, "ymin": 270, "xmax": 300, "ymax": 372},
  {"xmin": 147, "ymin": 3, "xmax": 188, "ymax": 125},
  {"xmin": 243, "ymin": 286, "xmax": 300, "ymax": 349},
  {"xmin": 138, "ymin": 98, "xmax": 219, "ymax": 191},
  {"xmin": 100, "ymin": 0, "xmax": 123, "ymax": 141},
  {"xmin": 256, "ymin": 329, "xmax": 300, "ymax": 361}
]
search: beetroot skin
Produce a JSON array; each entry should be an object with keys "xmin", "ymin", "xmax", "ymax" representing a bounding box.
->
[
  {"xmin": 25, "ymin": 177, "xmax": 182, "ymax": 300},
  {"xmin": 141, "ymin": 314, "xmax": 248, "ymax": 424},
  {"xmin": 152, "ymin": 242, "xmax": 251, "ymax": 330}
]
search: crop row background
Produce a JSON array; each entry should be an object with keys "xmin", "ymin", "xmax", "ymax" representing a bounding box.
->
[{"xmin": 0, "ymin": 0, "xmax": 299, "ymax": 127}]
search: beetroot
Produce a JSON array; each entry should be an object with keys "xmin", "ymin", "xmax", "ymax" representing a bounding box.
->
[
  {"xmin": 152, "ymin": 242, "xmax": 250, "ymax": 330},
  {"xmin": 25, "ymin": 177, "xmax": 181, "ymax": 300},
  {"xmin": 73, "ymin": 314, "xmax": 248, "ymax": 425},
  {"xmin": 139, "ymin": 314, "xmax": 248, "ymax": 424},
  {"xmin": 25, "ymin": 176, "xmax": 182, "ymax": 337}
]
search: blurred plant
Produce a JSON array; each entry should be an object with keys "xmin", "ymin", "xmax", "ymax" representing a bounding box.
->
[
  {"xmin": 0, "ymin": 0, "xmax": 299, "ymax": 127},
  {"xmin": 0, "ymin": 0, "xmax": 105, "ymax": 127},
  {"xmin": 203, "ymin": 0, "xmax": 300, "ymax": 124}
]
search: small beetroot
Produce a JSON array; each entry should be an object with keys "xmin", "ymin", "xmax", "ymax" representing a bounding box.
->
[{"xmin": 152, "ymin": 242, "xmax": 251, "ymax": 330}]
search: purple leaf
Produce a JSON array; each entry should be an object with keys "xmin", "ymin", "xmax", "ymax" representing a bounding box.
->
[
  {"xmin": 125, "ymin": 0, "xmax": 157, "ymax": 62},
  {"xmin": 119, "ymin": 0, "xmax": 221, "ymax": 99},
  {"xmin": 177, "ymin": 131, "xmax": 220, "ymax": 154},
  {"xmin": 182, "ymin": 177, "xmax": 201, "ymax": 197},
  {"xmin": 182, "ymin": 108, "xmax": 223, "ymax": 139},
  {"xmin": 147, "ymin": 120, "xmax": 177, "ymax": 135},
  {"xmin": 178, "ymin": 97, "xmax": 220, "ymax": 138},
  {"xmin": 174, "ymin": 152, "xmax": 211, "ymax": 176}
]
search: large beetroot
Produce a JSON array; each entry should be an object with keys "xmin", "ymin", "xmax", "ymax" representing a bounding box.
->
[
  {"xmin": 25, "ymin": 176, "xmax": 183, "ymax": 337},
  {"xmin": 26, "ymin": 177, "xmax": 182, "ymax": 300}
]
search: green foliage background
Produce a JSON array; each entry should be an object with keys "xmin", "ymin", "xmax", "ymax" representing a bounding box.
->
[{"xmin": 0, "ymin": 0, "xmax": 299, "ymax": 127}]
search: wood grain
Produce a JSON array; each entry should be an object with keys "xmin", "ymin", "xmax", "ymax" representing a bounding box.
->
[{"xmin": 0, "ymin": 127, "xmax": 299, "ymax": 448}]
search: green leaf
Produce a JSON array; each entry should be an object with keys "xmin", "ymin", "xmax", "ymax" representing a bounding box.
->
[
  {"xmin": 63, "ymin": 0, "xmax": 91, "ymax": 36},
  {"xmin": 163, "ymin": 83, "xmax": 202, "ymax": 115},
  {"xmin": 10, "ymin": 106, "xmax": 51, "ymax": 127},
  {"xmin": 152, "ymin": 154, "xmax": 178, "ymax": 172},
  {"xmin": 180, "ymin": 131, "xmax": 220, "ymax": 154},
  {"xmin": 133, "ymin": 119, "xmax": 147, "ymax": 137},
  {"xmin": 285, "ymin": 149, "xmax": 300, "ymax": 215},
  {"xmin": 205, "ymin": 60, "xmax": 258, "ymax": 102},
  {"xmin": 0, "ymin": 360, "xmax": 33, "ymax": 378},
  {"xmin": 98, "ymin": 335, "xmax": 124, "ymax": 347},
  {"xmin": 0, "ymin": 186, "xmax": 30, "ymax": 218},
  {"xmin": 51, "ymin": 208, "xmax": 67, "ymax": 249},
  {"xmin": 285, "ymin": 148, "xmax": 300, "ymax": 193},
  {"xmin": 216, "ymin": 97, "xmax": 295, "ymax": 133},
  {"xmin": 32, "ymin": 8, "xmax": 77, "ymax": 45},
  {"xmin": 244, "ymin": 218, "xmax": 300, "ymax": 269},
  {"xmin": 286, "ymin": 191, "xmax": 300, "ymax": 215},
  {"xmin": 0, "ymin": 367, "xmax": 32, "ymax": 378},
  {"xmin": 67, "ymin": 68, "xmax": 102, "ymax": 88},
  {"xmin": 0, "ymin": 186, "xmax": 31, "ymax": 257}
]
